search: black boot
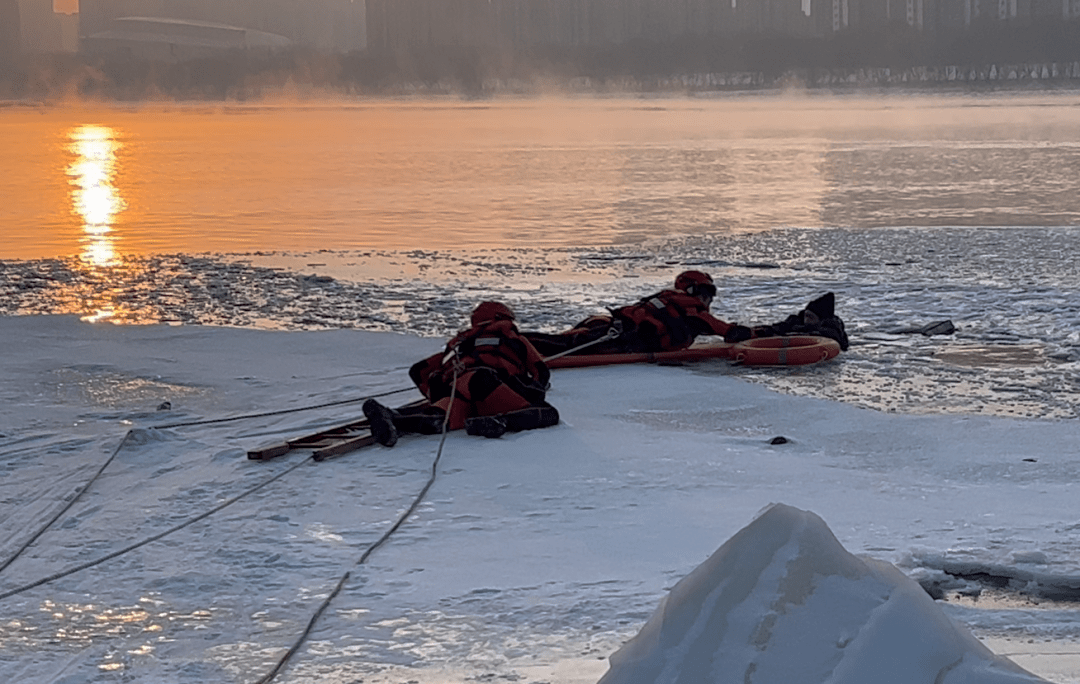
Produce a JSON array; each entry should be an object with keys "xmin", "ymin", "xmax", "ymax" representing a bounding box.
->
[
  {"xmin": 502, "ymin": 405, "xmax": 560, "ymax": 432},
  {"xmin": 805, "ymin": 292, "xmax": 836, "ymax": 320},
  {"xmin": 363, "ymin": 399, "xmax": 399, "ymax": 447},
  {"xmin": 465, "ymin": 415, "xmax": 508, "ymax": 439}
]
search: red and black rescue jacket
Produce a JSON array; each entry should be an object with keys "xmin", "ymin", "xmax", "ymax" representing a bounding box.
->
[
  {"xmin": 409, "ymin": 319, "xmax": 550, "ymax": 401},
  {"xmin": 614, "ymin": 289, "xmax": 734, "ymax": 352}
]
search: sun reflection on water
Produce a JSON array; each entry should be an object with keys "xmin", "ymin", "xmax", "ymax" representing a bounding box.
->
[
  {"xmin": 68, "ymin": 124, "xmax": 125, "ymax": 268},
  {"xmin": 64, "ymin": 124, "xmax": 146, "ymax": 323},
  {"xmin": 0, "ymin": 597, "xmax": 220, "ymax": 673}
]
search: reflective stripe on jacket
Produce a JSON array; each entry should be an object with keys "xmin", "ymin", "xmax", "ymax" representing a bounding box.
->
[{"xmin": 409, "ymin": 319, "xmax": 550, "ymax": 400}]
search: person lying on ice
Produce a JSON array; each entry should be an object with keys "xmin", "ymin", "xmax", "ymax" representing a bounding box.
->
[
  {"xmin": 523, "ymin": 270, "xmax": 848, "ymax": 357},
  {"xmin": 751, "ymin": 291, "xmax": 849, "ymax": 351},
  {"xmin": 362, "ymin": 301, "xmax": 559, "ymax": 446},
  {"xmin": 523, "ymin": 270, "xmax": 752, "ymax": 357}
]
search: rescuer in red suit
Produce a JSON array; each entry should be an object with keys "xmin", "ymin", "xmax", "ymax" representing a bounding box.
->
[
  {"xmin": 524, "ymin": 270, "xmax": 753, "ymax": 357},
  {"xmin": 363, "ymin": 301, "xmax": 559, "ymax": 445}
]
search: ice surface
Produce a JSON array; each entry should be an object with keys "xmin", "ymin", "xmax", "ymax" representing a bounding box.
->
[{"xmin": 1, "ymin": 316, "xmax": 1080, "ymax": 682}]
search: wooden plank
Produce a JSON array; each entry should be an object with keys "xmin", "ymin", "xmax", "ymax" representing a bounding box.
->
[
  {"xmin": 246, "ymin": 418, "xmax": 368, "ymax": 460},
  {"xmin": 312, "ymin": 434, "xmax": 377, "ymax": 461},
  {"xmin": 245, "ymin": 399, "xmax": 429, "ymax": 461},
  {"xmin": 246, "ymin": 442, "xmax": 291, "ymax": 461}
]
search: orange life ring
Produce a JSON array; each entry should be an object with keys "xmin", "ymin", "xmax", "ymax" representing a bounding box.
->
[{"xmin": 731, "ymin": 335, "xmax": 841, "ymax": 366}]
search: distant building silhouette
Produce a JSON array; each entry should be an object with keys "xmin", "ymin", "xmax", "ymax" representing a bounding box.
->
[
  {"xmin": 0, "ymin": 0, "xmax": 20, "ymax": 66},
  {"xmin": 14, "ymin": 0, "xmax": 78, "ymax": 53},
  {"xmin": 7, "ymin": 0, "xmax": 1078, "ymax": 81},
  {"xmin": 365, "ymin": 0, "xmax": 1079, "ymax": 51},
  {"xmin": 78, "ymin": 0, "xmax": 365, "ymax": 53},
  {"xmin": 82, "ymin": 16, "xmax": 292, "ymax": 61},
  {"xmin": 364, "ymin": 0, "xmax": 849, "ymax": 52}
]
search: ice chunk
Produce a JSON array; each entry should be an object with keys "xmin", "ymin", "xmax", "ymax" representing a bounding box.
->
[{"xmin": 599, "ymin": 503, "xmax": 1046, "ymax": 684}]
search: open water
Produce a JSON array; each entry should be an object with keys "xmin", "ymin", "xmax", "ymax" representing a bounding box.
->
[{"xmin": 3, "ymin": 93, "xmax": 1080, "ymax": 419}]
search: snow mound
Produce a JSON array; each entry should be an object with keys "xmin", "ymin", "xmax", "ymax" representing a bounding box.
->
[{"xmin": 598, "ymin": 503, "xmax": 1047, "ymax": 684}]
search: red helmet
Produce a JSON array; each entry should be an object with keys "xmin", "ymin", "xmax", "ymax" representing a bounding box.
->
[
  {"xmin": 471, "ymin": 301, "xmax": 516, "ymax": 326},
  {"xmin": 674, "ymin": 270, "xmax": 717, "ymax": 299}
]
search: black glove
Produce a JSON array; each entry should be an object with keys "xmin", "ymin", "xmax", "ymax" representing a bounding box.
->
[
  {"xmin": 752, "ymin": 325, "xmax": 779, "ymax": 338},
  {"xmin": 723, "ymin": 325, "xmax": 753, "ymax": 343}
]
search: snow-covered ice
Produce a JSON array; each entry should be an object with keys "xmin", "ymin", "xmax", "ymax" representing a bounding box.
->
[{"xmin": 2, "ymin": 313, "xmax": 1080, "ymax": 683}]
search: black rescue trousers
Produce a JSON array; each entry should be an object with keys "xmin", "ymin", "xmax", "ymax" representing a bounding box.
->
[
  {"xmin": 464, "ymin": 403, "xmax": 560, "ymax": 439},
  {"xmin": 364, "ymin": 399, "xmax": 560, "ymax": 446},
  {"xmin": 523, "ymin": 316, "xmax": 627, "ymax": 357}
]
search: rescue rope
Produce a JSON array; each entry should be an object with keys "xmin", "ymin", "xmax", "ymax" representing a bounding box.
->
[
  {"xmin": 541, "ymin": 322, "xmax": 622, "ymax": 362},
  {"xmin": 0, "ymin": 432, "xmax": 132, "ymax": 576},
  {"xmin": 154, "ymin": 386, "xmax": 417, "ymax": 429},
  {"xmin": 0, "ymin": 456, "xmax": 310, "ymax": 601},
  {"xmin": 253, "ymin": 366, "xmax": 460, "ymax": 684},
  {"xmin": 0, "ymin": 384, "xmax": 421, "ymax": 578}
]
